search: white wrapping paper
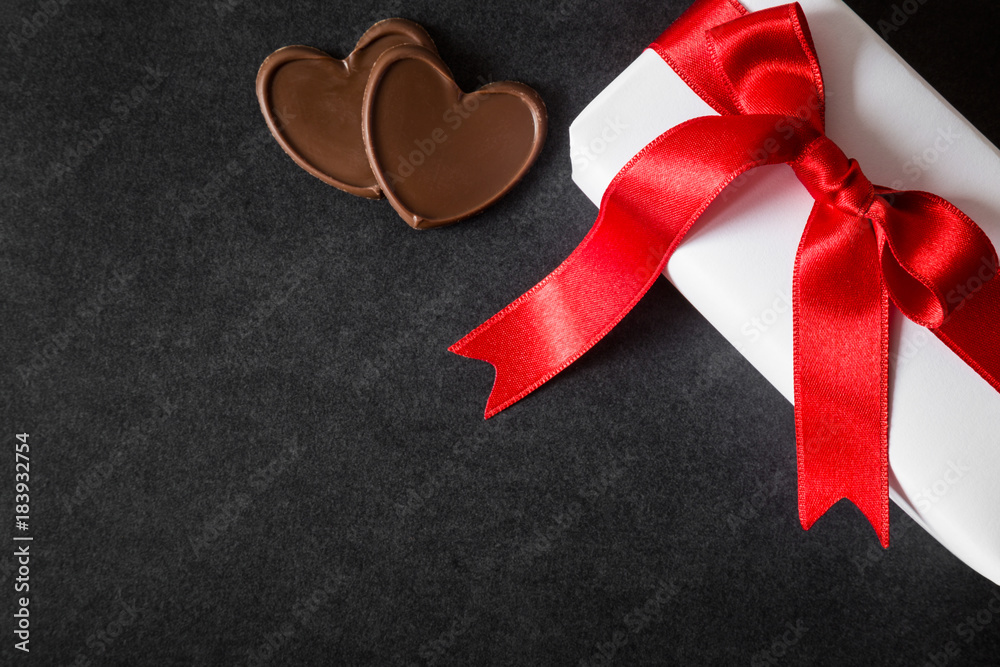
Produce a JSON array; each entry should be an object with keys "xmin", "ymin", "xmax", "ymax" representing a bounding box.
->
[{"xmin": 569, "ymin": 0, "xmax": 1000, "ymax": 584}]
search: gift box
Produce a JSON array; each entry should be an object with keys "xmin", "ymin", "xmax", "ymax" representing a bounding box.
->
[{"xmin": 567, "ymin": 0, "xmax": 1000, "ymax": 584}]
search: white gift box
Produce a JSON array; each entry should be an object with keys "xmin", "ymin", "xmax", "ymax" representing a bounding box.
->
[{"xmin": 569, "ymin": 0, "xmax": 1000, "ymax": 584}]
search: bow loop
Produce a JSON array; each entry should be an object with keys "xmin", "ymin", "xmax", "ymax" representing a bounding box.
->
[
  {"xmin": 706, "ymin": 3, "xmax": 824, "ymax": 128},
  {"xmin": 868, "ymin": 192, "xmax": 999, "ymax": 328}
]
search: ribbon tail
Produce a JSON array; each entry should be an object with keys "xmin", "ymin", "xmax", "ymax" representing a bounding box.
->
[
  {"xmin": 793, "ymin": 204, "xmax": 890, "ymax": 547},
  {"xmin": 451, "ymin": 115, "xmax": 804, "ymax": 418},
  {"xmin": 933, "ymin": 260, "xmax": 1000, "ymax": 394},
  {"xmin": 449, "ymin": 168, "xmax": 670, "ymax": 419}
]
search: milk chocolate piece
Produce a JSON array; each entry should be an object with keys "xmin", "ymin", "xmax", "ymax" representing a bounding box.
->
[
  {"xmin": 256, "ymin": 19, "xmax": 437, "ymax": 198},
  {"xmin": 362, "ymin": 45, "xmax": 547, "ymax": 229}
]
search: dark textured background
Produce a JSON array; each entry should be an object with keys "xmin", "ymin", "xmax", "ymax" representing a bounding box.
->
[{"xmin": 3, "ymin": 0, "xmax": 1000, "ymax": 664}]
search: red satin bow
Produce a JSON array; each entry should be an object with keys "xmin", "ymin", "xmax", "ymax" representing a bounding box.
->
[{"xmin": 450, "ymin": 0, "xmax": 1000, "ymax": 546}]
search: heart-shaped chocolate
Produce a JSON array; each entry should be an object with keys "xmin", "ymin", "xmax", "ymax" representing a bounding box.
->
[
  {"xmin": 256, "ymin": 19, "xmax": 437, "ymax": 198},
  {"xmin": 362, "ymin": 45, "xmax": 547, "ymax": 229}
]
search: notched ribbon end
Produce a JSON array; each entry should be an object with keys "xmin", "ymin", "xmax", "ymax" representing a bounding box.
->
[
  {"xmin": 448, "ymin": 337, "xmax": 521, "ymax": 420},
  {"xmin": 799, "ymin": 494, "xmax": 890, "ymax": 548}
]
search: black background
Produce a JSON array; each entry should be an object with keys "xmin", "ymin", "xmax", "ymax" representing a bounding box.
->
[{"xmin": 3, "ymin": 0, "xmax": 1000, "ymax": 664}]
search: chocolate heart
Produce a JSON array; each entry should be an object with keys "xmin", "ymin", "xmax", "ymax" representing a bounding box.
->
[
  {"xmin": 256, "ymin": 19, "xmax": 437, "ymax": 198},
  {"xmin": 362, "ymin": 45, "xmax": 547, "ymax": 229}
]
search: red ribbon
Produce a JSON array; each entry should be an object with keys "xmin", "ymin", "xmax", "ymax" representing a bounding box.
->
[{"xmin": 450, "ymin": 0, "xmax": 1000, "ymax": 546}]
